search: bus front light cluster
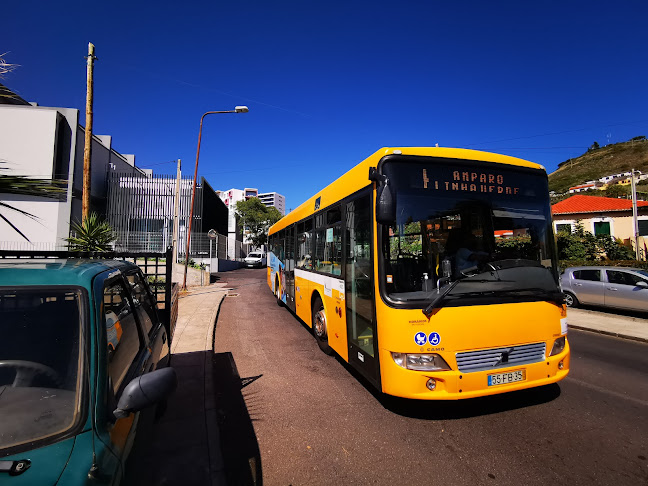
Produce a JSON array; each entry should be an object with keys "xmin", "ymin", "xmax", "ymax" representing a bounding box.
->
[
  {"xmin": 391, "ymin": 352, "xmax": 451, "ymax": 371},
  {"xmin": 549, "ymin": 336, "xmax": 566, "ymax": 356}
]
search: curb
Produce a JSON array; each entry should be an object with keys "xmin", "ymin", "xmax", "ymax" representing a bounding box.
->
[
  {"xmin": 569, "ymin": 325, "xmax": 648, "ymax": 344},
  {"xmin": 205, "ymin": 290, "xmax": 228, "ymax": 486}
]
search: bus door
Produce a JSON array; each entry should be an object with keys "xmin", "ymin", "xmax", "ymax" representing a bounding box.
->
[
  {"xmin": 345, "ymin": 195, "xmax": 379, "ymax": 386},
  {"xmin": 285, "ymin": 226, "xmax": 296, "ymax": 311}
]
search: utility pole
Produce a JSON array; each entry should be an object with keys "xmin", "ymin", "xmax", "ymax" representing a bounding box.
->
[
  {"xmin": 172, "ymin": 159, "xmax": 181, "ymax": 264},
  {"xmin": 82, "ymin": 42, "xmax": 97, "ymax": 220},
  {"xmin": 631, "ymin": 168, "xmax": 639, "ymax": 260}
]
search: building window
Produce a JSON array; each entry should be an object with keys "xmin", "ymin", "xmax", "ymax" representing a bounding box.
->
[
  {"xmin": 639, "ymin": 219, "xmax": 648, "ymax": 237},
  {"xmin": 593, "ymin": 221, "xmax": 611, "ymax": 236},
  {"xmin": 555, "ymin": 223, "xmax": 572, "ymax": 234}
]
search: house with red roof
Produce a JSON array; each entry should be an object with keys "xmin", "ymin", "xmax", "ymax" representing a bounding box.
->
[{"xmin": 552, "ymin": 194, "xmax": 648, "ymax": 257}]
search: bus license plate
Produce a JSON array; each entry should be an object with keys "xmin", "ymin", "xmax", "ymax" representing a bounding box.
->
[{"xmin": 487, "ymin": 370, "xmax": 525, "ymax": 386}]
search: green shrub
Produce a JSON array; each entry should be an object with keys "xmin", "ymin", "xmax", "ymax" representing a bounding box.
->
[
  {"xmin": 556, "ymin": 221, "xmax": 635, "ymax": 261},
  {"xmin": 558, "ymin": 259, "xmax": 648, "ymax": 273}
]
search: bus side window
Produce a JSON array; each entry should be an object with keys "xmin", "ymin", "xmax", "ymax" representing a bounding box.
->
[{"xmin": 297, "ymin": 219, "xmax": 313, "ymax": 269}]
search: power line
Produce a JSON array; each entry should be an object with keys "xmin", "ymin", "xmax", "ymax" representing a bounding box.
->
[{"xmin": 466, "ymin": 119, "xmax": 648, "ymax": 147}]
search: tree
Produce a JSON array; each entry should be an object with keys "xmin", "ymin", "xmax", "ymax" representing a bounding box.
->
[
  {"xmin": 596, "ymin": 235, "xmax": 635, "ymax": 260},
  {"xmin": 556, "ymin": 221, "xmax": 636, "ymax": 261},
  {"xmin": 235, "ymin": 197, "xmax": 283, "ymax": 249},
  {"xmin": 604, "ymin": 183, "xmax": 629, "ymax": 198},
  {"xmin": 0, "ymin": 162, "xmax": 67, "ymax": 241},
  {"xmin": 0, "ymin": 52, "xmax": 18, "ymax": 78},
  {"xmin": 65, "ymin": 212, "xmax": 115, "ymax": 252},
  {"xmin": 0, "ymin": 53, "xmax": 24, "ymax": 103}
]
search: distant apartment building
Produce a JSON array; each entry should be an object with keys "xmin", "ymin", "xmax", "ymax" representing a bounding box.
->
[
  {"xmin": 217, "ymin": 187, "xmax": 286, "ymax": 252},
  {"xmin": 567, "ymin": 171, "xmax": 647, "ymax": 194},
  {"xmin": 568, "ymin": 182, "xmax": 599, "ymax": 194},
  {"xmin": 258, "ymin": 191, "xmax": 286, "ymax": 215}
]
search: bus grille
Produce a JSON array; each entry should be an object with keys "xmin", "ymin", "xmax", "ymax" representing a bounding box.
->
[{"xmin": 455, "ymin": 342, "xmax": 546, "ymax": 373}]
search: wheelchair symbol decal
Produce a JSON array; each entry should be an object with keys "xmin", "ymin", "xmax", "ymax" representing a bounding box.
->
[{"xmin": 428, "ymin": 332, "xmax": 441, "ymax": 346}]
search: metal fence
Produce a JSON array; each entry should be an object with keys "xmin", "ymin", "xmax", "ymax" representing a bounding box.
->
[
  {"xmin": 0, "ymin": 231, "xmax": 252, "ymax": 261},
  {"xmin": 0, "ymin": 240, "xmax": 70, "ymax": 251},
  {"xmin": 112, "ymin": 231, "xmax": 250, "ymax": 261}
]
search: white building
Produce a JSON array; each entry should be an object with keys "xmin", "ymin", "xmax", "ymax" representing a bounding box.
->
[
  {"xmin": 217, "ymin": 187, "xmax": 286, "ymax": 253},
  {"xmin": 0, "ymin": 102, "xmax": 144, "ymax": 249},
  {"xmin": 258, "ymin": 192, "xmax": 286, "ymax": 215}
]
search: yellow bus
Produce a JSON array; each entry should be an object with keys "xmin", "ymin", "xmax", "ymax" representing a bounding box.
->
[{"xmin": 267, "ymin": 147, "xmax": 569, "ymax": 400}]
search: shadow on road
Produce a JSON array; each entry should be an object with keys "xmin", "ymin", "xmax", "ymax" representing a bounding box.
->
[
  {"xmin": 275, "ymin": 294, "xmax": 561, "ymax": 421},
  {"xmin": 212, "ymin": 352, "xmax": 263, "ymax": 486},
  {"xmin": 337, "ymin": 354, "xmax": 562, "ymax": 420},
  {"xmin": 124, "ymin": 350, "xmax": 262, "ymax": 486},
  {"xmin": 378, "ymin": 383, "xmax": 562, "ymax": 420}
]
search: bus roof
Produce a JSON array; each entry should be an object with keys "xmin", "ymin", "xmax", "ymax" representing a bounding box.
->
[{"xmin": 269, "ymin": 147, "xmax": 545, "ymax": 234}]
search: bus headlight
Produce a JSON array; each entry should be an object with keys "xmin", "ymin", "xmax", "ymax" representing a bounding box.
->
[
  {"xmin": 549, "ymin": 336, "xmax": 566, "ymax": 356},
  {"xmin": 391, "ymin": 352, "xmax": 451, "ymax": 371}
]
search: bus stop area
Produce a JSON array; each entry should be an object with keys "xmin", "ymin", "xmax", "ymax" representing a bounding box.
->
[{"xmin": 126, "ymin": 278, "xmax": 647, "ymax": 485}]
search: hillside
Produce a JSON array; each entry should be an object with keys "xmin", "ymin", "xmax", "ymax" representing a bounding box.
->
[{"xmin": 548, "ymin": 138, "xmax": 648, "ymax": 194}]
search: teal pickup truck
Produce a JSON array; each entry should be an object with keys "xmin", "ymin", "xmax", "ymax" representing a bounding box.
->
[{"xmin": 0, "ymin": 259, "xmax": 176, "ymax": 485}]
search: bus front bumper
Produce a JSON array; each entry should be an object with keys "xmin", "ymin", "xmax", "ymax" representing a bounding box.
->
[{"xmin": 379, "ymin": 346, "xmax": 570, "ymax": 400}]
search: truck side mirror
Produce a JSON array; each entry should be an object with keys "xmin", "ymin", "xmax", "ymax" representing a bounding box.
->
[
  {"xmin": 369, "ymin": 167, "xmax": 396, "ymax": 225},
  {"xmin": 113, "ymin": 367, "xmax": 177, "ymax": 419}
]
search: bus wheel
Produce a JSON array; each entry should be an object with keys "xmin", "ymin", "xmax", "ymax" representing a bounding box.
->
[
  {"xmin": 312, "ymin": 296, "xmax": 333, "ymax": 355},
  {"xmin": 275, "ymin": 279, "xmax": 283, "ymax": 307}
]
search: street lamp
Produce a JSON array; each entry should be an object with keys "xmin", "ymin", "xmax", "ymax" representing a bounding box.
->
[{"xmin": 182, "ymin": 106, "xmax": 249, "ymax": 290}]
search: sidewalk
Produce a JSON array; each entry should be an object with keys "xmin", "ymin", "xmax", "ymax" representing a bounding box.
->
[
  {"xmin": 127, "ymin": 283, "xmax": 231, "ymax": 486},
  {"xmin": 567, "ymin": 307, "xmax": 648, "ymax": 343}
]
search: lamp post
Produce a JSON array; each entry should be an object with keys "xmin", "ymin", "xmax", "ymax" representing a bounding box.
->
[{"xmin": 182, "ymin": 106, "xmax": 249, "ymax": 290}]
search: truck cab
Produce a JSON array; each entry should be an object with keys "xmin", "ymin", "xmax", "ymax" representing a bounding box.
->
[{"xmin": 0, "ymin": 259, "xmax": 176, "ymax": 485}]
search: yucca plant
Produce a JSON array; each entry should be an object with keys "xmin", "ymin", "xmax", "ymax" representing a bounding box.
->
[
  {"xmin": 0, "ymin": 162, "xmax": 67, "ymax": 241},
  {"xmin": 66, "ymin": 212, "xmax": 115, "ymax": 252}
]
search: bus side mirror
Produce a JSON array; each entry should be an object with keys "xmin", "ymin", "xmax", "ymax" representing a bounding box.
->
[{"xmin": 369, "ymin": 168, "xmax": 396, "ymax": 225}]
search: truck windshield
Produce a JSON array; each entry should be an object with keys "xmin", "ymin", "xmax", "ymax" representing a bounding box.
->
[
  {"xmin": 379, "ymin": 157, "xmax": 560, "ymax": 305},
  {"xmin": 0, "ymin": 288, "xmax": 83, "ymax": 450}
]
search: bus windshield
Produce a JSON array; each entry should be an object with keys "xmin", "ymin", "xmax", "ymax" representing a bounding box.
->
[{"xmin": 380, "ymin": 157, "xmax": 560, "ymax": 305}]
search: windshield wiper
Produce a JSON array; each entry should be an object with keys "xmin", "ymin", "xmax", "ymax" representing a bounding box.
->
[
  {"xmin": 421, "ymin": 265, "xmax": 512, "ymax": 317},
  {"xmin": 422, "ymin": 280, "xmax": 461, "ymax": 318},
  {"xmin": 425, "ymin": 287, "xmax": 564, "ymax": 310}
]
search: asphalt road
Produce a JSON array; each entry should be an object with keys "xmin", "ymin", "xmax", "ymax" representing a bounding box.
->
[{"xmin": 214, "ymin": 268, "xmax": 648, "ymax": 486}]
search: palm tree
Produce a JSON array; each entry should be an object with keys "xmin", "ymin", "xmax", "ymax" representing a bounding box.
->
[
  {"xmin": 0, "ymin": 162, "xmax": 67, "ymax": 241},
  {"xmin": 65, "ymin": 212, "xmax": 115, "ymax": 252},
  {"xmin": 0, "ymin": 52, "xmax": 18, "ymax": 78}
]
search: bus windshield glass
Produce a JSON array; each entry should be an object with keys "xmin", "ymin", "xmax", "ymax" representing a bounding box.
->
[{"xmin": 380, "ymin": 157, "xmax": 560, "ymax": 305}]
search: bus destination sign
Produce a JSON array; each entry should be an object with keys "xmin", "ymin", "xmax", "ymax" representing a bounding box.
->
[{"xmin": 423, "ymin": 169, "xmax": 521, "ymax": 196}]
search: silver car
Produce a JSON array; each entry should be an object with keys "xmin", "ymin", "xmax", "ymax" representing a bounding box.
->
[{"xmin": 560, "ymin": 266, "xmax": 648, "ymax": 312}]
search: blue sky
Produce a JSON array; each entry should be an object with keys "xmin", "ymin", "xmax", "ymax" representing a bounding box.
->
[{"xmin": 4, "ymin": 0, "xmax": 648, "ymax": 211}]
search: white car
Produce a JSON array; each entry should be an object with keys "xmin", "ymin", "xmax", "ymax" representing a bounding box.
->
[{"xmin": 245, "ymin": 251, "xmax": 267, "ymax": 268}]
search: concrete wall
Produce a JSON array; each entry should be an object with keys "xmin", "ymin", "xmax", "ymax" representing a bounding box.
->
[
  {"xmin": 0, "ymin": 106, "xmax": 79, "ymax": 245},
  {"xmin": 0, "ymin": 104, "xmax": 146, "ymax": 247}
]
